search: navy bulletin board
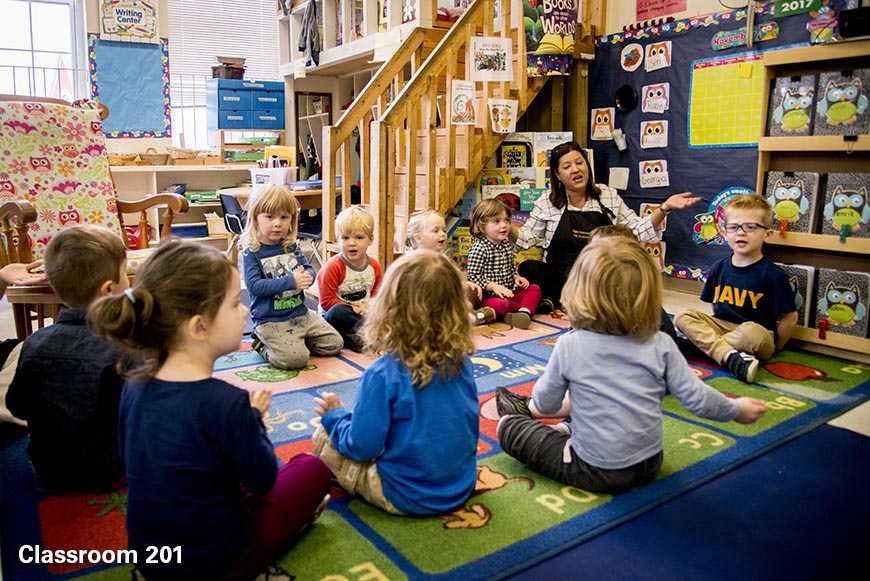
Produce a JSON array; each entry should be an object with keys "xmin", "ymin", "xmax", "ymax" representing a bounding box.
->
[
  {"xmin": 88, "ymin": 33, "xmax": 171, "ymax": 138},
  {"xmin": 587, "ymin": 1, "xmax": 848, "ymax": 274}
]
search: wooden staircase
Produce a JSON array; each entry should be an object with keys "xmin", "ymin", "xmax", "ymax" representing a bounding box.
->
[{"xmin": 321, "ymin": 0, "xmax": 549, "ymax": 266}]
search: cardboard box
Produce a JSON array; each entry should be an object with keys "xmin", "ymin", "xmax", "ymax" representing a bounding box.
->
[{"xmin": 207, "ymin": 216, "xmax": 229, "ymax": 237}]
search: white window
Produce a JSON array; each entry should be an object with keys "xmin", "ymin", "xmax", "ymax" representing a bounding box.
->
[
  {"xmin": 0, "ymin": 0, "xmax": 87, "ymax": 99},
  {"xmin": 168, "ymin": 0, "xmax": 280, "ymax": 150}
]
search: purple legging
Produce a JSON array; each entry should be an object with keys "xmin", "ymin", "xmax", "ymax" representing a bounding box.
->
[
  {"xmin": 224, "ymin": 453, "xmax": 331, "ymax": 580},
  {"xmin": 482, "ymin": 284, "xmax": 542, "ymax": 317}
]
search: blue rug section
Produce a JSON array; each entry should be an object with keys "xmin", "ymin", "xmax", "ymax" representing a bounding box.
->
[{"xmin": 506, "ymin": 424, "xmax": 870, "ymax": 580}]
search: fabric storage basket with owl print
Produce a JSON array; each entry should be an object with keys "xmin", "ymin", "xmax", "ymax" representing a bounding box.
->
[
  {"xmin": 819, "ymin": 173, "xmax": 870, "ymax": 240},
  {"xmin": 813, "ymin": 268, "xmax": 870, "ymax": 338}
]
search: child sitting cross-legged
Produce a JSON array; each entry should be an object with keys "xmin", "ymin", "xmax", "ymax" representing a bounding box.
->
[
  {"xmin": 317, "ymin": 206, "xmax": 383, "ymax": 352},
  {"xmin": 90, "ymin": 241, "xmax": 331, "ymax": 580},
  {"xmin": 313, "ymin": 250, "xmax": 479, "ymax": 515},
  {"xmin": 7, "ymin": 225, "xmax": 128, "ymax": 492},
  {"xmin": 242, "ymin": 184, "xmax": 343, "ymax": 368},
  {"xmin": 675, "ymin": 195, "xmax": 798, "ymax": 383},
  {"xmin": 406, "ymin": 209, "xmax": 495, "ymax": 325},
  {"xmin": 466, "ymin": 199, "xmax": 541, "ymax": 329},
  {"xmin": 497, "ymin": 239, "xmax": 766, "ymax": 494}
]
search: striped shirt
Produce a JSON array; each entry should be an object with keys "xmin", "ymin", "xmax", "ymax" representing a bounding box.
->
[
  {"xmin": 515, "ymin": 184, "xmax": 661, "ymax": 253},
  {"xmin": 467, "ymin": 237, "xmax": 517, "ymax": 293}
]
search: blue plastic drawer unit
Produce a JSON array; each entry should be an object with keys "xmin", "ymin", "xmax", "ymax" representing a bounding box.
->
[{"xmin": 206, "ymin": 78, "xmax": 285, "ymax": 131}]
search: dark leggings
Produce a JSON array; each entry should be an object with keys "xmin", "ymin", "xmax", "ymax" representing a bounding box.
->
[{"xmin": 518, "ymin": 260, "xmax": 566, "ymax": 305}]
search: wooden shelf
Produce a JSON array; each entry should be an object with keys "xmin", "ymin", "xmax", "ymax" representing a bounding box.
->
[
  {"xmin": 763, "ymin": 39, "xmax": 870, "ymax": 67},
  {"xmin": 758, "ymin": 134, "xmax": 870, "ymax": 152},
  {"xmin": 766, "ymin": 232, "xmax": 870, "ymax": 254},
  {"xmin": 789, "ymin": 325, "xmax": 870, "ymax": 359}
]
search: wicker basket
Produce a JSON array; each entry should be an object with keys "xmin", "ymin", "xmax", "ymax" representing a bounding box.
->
[
  {"xmin": 108, "ymin": 153, "xmax": 137, "ymax": 166},
  {"xmin": 166, "ymin": 146, "xmax": 199, "ymax": 160},
  {"xmin": 138, "ymin": 147, "xmax": 169, "ymax": 166}
]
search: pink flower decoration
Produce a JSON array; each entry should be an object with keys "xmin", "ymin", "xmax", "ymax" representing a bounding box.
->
[{"xmin": 62, "ymin": 121, "xmax": 86, "ymax": 143}]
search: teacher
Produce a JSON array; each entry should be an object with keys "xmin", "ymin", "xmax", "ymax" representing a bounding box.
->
[{"xmin": 514, "ymin": 140, "xmax": 700, "ymax": 311}]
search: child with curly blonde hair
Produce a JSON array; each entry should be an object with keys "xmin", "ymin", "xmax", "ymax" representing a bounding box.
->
[{"xmin": 313, "ymin": 250, "xmax": 479, "ymax": 515}]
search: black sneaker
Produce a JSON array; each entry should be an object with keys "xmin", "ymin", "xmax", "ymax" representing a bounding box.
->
[
  {"xmin": 250, "ymin": 331, "xmax": 266, "ymax": 358},
  {"xmin": 725, "ymin": 350, "xmax": 759, "ymax": 383},
  {"xmin": 536, "ymin": 297, "xmax": 555, "ymax": 315},
  {"xmin": 495, "ymin": 386, "xmax": 532, "ymax": 417}
]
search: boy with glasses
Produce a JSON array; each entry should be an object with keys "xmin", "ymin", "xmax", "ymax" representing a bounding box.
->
[{"xmin": 675, "ymin": 195, "xmax": 798, "ymax": 383}]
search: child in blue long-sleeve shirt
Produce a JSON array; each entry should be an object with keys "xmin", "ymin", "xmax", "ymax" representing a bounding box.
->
[
  {"xmin": 313, "ymin": 250, "xmax": 479, "ymax": 515},
  {"xmin": 241, "ymin": 184, "xmax": 342, "ymax": 369}
]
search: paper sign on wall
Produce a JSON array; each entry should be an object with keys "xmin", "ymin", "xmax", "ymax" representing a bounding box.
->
[
  {"xmin": 644, "ymin": 41, "xmax": 672, "ymax": 72},
  {"xmin": 641, "ymin": 82, "xmax": 670, "ymax": 113},
  {"xmin": 640, "ymin": 120, "xmax": 669, "ymax": 148},
  {"xmin": 488, "ymin": 98, "xmax": 518, "ymax": 133},
  {"xmin": 471, "ymin": 37, "xmax": 513, "ymax": 82},
  {"xmin": 451, "ymin": 80, "xmax": 477, "ymax": 125},
  {"xmin": 100, "ymin": 0, "xmax": 158, "ymax": 42},
  {"xmin": 639, "ymin": 160, "xmax": 670, "ymax": 188},
  {"xmin": 590, "ymin": 107, "xmax": 615, "ymax": 140}
]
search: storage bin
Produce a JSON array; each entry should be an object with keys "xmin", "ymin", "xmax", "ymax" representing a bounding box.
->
[
  {"xmin": 249, "ymin": 167, "xmax": 298, "ymax": 186},
  {"xmin": 252, "ymin": 90, "xmax": 283, "ymax": 109},
  {"xmin": 251, "ymin": 110, "xmax": 285, "ymax": 130},
  {"xmin": 216, "ymin": 89, "xmax": 253, "ymax": 110},
  {"xmin": 216, "ymin": 109, "xmax": 252, "ymax": 130}
]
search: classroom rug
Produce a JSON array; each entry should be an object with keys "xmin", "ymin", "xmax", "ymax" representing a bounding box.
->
[{"xmin": 2, "ymin": 316, "xmax": 869, "ymax": 581}]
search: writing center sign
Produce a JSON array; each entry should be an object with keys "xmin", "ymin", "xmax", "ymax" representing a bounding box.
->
[{"xmin": 100, "ymin": 0, "xmax": 158, "ymax": 42}]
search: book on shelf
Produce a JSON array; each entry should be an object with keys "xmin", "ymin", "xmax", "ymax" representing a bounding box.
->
[
  {"xmin": 812, "ymin": 69, "xmax": 870, "ymax": 137},
  {"xmin": 819, "ymin": 172, "xmax": 870, "ymax": 240},
  {"xmin": 764, "ymin": 171, "xmax": 820, "ymax": 235},
  {"xmin": 767, "ymin": 74, "xmax": 817, "ymax": 137},
  {"xmin": 814, "ymin": 268, "xmax": 869, "ymax": 338}
]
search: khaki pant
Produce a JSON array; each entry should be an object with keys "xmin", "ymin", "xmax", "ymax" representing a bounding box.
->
[
  {"xmin": 675, "ymin": 308, "xmax": 775, "ymax": 364},
  {"xmin": 312, "ymin": 425, "xmax": 402, "ymax": 515}
]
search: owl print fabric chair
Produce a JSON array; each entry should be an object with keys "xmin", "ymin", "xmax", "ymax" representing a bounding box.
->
[{"xmin": 0, "ymin": 95, "xmax": 188, "ymax": 338}]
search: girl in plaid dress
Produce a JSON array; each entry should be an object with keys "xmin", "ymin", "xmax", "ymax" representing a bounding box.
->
[{"xmin": 466, "ymin": 199, "xmax": 541, "ymax": 329}]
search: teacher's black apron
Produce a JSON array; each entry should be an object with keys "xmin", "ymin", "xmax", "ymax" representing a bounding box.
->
[{"xmin": 546, "ymin": 208, "xmax": 613, "ymax": 278}]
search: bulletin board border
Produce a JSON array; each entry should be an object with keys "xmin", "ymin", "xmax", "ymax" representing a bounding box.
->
[{"xmin": 87, "ymin": 33, "xmax": 171, "ymax": 139}]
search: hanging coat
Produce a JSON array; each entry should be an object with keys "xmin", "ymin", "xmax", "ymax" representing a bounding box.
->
[{"xmin": 298, "ymin": 0, "xmax": 321, "ymax": 66}]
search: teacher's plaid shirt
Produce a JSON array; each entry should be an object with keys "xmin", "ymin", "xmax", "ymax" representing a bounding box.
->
[
  {"xmin": 516, "ymin": 184, "xmax": 662, "ymax": 252},
  {"xmin": 467, "ymin": 237, "xmax": 517, "ymax": 294}
]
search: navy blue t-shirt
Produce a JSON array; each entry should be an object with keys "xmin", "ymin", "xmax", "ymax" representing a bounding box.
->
[{"xmin": 701, "ymin": 256, "xmax": 797, "ymax": 334}]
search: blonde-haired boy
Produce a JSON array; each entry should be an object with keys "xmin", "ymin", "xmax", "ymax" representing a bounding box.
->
[
  {"xmin": 317, "ymin": 206, "xmax": 383, "ymax": 352},
  {"xmin": 675, "ymin": 195, "xmax": 798, "ymax": 383},
  {"xmin": 7, "ymin": 224, "xmax": 129, "ymax": 491}
]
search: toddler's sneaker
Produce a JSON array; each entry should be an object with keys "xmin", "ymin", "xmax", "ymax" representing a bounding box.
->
[
  {"xmin": 536, "ymin": 297, "xmax": 555, "ymax": 315},
  {"xmin": 725, "ymin": 350, "xmax": 759, "ymax": 383},
  {"xmin": 495, "ymin": 386, "xmax": 532, "ymax": 417},
  {"xmin": 504, "ymin": 311, "xmax": 531, "ymax": 329},
  {"xmin": 473, "ymin": 307, "xmax": 497, "ymax": 325},
  {"xmin": 250, "ymin": 331, "xmax": 266, "ymax": 358}
]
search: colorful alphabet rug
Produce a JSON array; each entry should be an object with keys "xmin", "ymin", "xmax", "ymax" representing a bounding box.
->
[{"xmin": 2, "ymin": 316, "xmax": 869, "ymax": 580}]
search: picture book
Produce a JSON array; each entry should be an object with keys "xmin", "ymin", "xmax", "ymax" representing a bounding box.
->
[
  {"xmin": 819, "ymin": 173, "xmax": 870, "ymax": 240},
  {"xmin": 533, "ymin": 131, "xmax": 573, "ymax": 167},
  {"xmin": 814, "ymin": 268, "xmax": 869, "ymax": 338},
  {"xmin": 764, "ymin": 171, "xmax": 820, "ymax": 234},
  {"xmin": 813, "ymin": 69, "xmax": 870, "ymax": 136},
  {"xmin": 776, "ymin": 263, "xmax": 816, "ymax": 327},
  {"xmin": 767, "ymin": 75, "xmax": 817, "ymax": 137},
  {"xmin": 495, "ymin": 133, "xmax": 534, "ymax": 167}
]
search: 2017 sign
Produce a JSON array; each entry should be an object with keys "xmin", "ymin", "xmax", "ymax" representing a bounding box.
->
[{"xmin": 774, "ymin": 0, "xmax": 822, "ymax": 17}]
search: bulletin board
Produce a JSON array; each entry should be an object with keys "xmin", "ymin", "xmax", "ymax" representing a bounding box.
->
[
  {"xmin": 587, "ymin": 1, "xmax": 839, "ymax": 274},
  {"xmin": 88, "ymin": 33, "xmax": 171, "ymax": 138}
]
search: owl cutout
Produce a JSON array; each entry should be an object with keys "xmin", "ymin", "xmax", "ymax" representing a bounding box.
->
[
  {"xmin": 769, "ymin": 77, "xmax": 815, "ymax": 136},
  {"xmin": 768, "ymin": 179, "xmax": 809, "ymax": 236},
  {"xmin": 823, "ymin": 186, "xmax": 870, "ymax": 241},
  {"xmin": 640, "ymin": 120, "xmax": 668, "ymax": 149},
  {"xmin": 813, "ymin": 70, "xmax": 870, "ymax": 136},
  {"xmin": 638, "ymin": 160, "xmax": 669, "ymax": 189},
  {"xmin": 692, "ymin": 211, "xmax": 720, "ymax": 245},
  {"xmin": 590, "ymin": 107, "xmax": 615, "ymax": 141},
  {"xmin": 29, "ymin": 156, "xmax": 51, "ymax": 173},
  {"xmin": 644, "ymin": 41, "xmax": 672, "ymax": 72},
  {"xmin": 640, "ymin": 202, "xmax": 667, "ymax": 231},
  {"xmin": 641, "ymin": 83, "xmax": 670, "ymax": 114},
  {"xmin": 814, "ymin": 268, "xmax": 870, "ymax": 338},
  {"xmin": 818, "ymin": 283, "xmax": 866, "ymax": 328},
  {"xmin": 644, "ymin": 240, "xmax": 666, "ymax": 271}
]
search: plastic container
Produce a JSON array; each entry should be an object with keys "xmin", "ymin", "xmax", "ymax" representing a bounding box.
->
[{"xmin": 249, "ymin": 167, "xmax": 298, "ymax": 186}]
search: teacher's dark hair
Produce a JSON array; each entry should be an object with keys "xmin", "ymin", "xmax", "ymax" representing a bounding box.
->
[{"xmin": 548, "ymin": 141, "xmax": 603, "ymax": 210}]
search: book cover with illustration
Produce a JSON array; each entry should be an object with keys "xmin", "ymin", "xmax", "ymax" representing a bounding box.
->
[
  {"xmin": 812, "ymin": 69, "xmax": 870, "ymax": 136},
  {"xmin": 767, "ymin": 75, "xmax": 817, "ymax": 137},
  {"xmin": 776, "ymin": 263, "xmax": 816, "ymax": 327},
  {"xmin": 814, "ymin": 268, "xmax": 869, "ymax": 338},
  {"xmin": 495, "ymin": 133, "xmax": 535, "ymax": 168},
  {"xmin": 764, "ymin": 171, "xmax": 820, "ymax": 234},
  {"xmin": 533, "ymin": 131, "xmax": 573, "ymax": 167},
  {"xmin": 819, "ymin": 173, "xmax": 870, "ymax": 239}
]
